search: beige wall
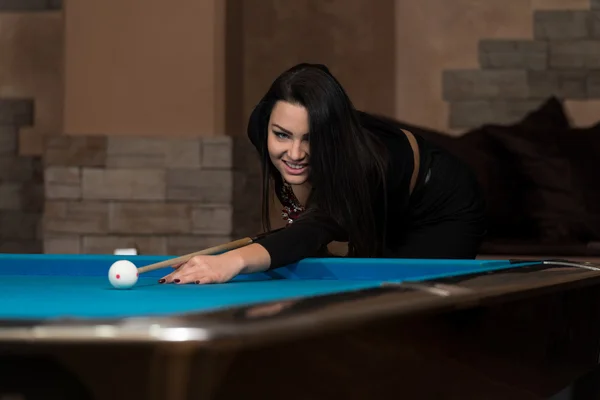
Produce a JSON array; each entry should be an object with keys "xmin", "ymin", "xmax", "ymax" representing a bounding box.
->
[
  {"xmin": 394, "ymin": 0, "xmax": 596, "ymax": 134},
  {"xmin": 240, "ymin": 0, "xmax": 396, "ymax": 130},
  {"xmin": 0, "ymin": 12, "xmax": 63, "ymax": 155},
  {"xmin": 62, "ymin": 0, "xmax": 225, "ymax": 138},
  {"xmin": 3, "ymin": 0, "xmax": 598, "ymax": 147}
]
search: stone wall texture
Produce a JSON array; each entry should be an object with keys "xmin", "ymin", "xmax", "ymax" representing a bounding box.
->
[
  {"xmin": 444, "ymin": 6, "xmax": 600, "ymax": 129},
  {"xmin": 0, "ymin": 99, "xmax": 43, "ymax": 253},
  {"xmin": 40, "ymin": 135, "xmax": 255, "ymax": 255}
]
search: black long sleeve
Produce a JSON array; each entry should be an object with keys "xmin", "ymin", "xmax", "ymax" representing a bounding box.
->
[{"xmin": 255, "ymin": 210, "xmax": 347, "ymax": 269}]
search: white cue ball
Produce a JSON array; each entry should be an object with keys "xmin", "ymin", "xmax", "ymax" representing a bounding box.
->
[{"xmin": 108, "ymin": 260, "xmax": 139, "ymax": 289}]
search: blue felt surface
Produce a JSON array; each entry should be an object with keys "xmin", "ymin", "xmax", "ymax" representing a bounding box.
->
[
  {"xmin": 0, "ymin": 254, "xmax": 535, "ymax": 320},
  {"xmin": 0, "ymin": 276, "xmax": 381, "ymax": 319}
]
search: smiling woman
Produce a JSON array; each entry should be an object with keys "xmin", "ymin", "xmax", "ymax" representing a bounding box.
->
[
  {"xmin": 268, "ymin": 102, "xmax": 311, "ymax": 188},
  {"xmin": 160, "ymin": 63, "xmax": 487, "ymax": 286}
]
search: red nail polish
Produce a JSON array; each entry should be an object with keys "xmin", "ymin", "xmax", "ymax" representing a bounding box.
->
[
  {"xmin": 174, "ymin": 279, "xmax": 180, "ymax": 283},
  {"xmin": 195, "ymin": 280, "xmax": 200, "ymax": 284},
  {"xmin": 158, "ymin": 278, "xmax": 165, "ymax": 283}
]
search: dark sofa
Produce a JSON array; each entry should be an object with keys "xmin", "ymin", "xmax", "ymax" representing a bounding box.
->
[{"xmin": 399, "ymin": 97, "xmax": 600, "ymax": 262}]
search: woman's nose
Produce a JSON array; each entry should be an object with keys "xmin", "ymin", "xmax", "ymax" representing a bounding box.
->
[{"xmin": 288, "ymin": 141, "xmax": 305, "ymax": 160}]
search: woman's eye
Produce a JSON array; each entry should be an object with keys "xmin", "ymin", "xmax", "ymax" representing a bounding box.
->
[{"xmin": 274, "ymin": 131, "xmax": 288, "ymax": 139}]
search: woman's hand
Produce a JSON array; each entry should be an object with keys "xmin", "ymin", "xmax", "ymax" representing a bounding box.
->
[{"xmin": 159, "ymin": 252, "xmax": 244, "ymax": 285}]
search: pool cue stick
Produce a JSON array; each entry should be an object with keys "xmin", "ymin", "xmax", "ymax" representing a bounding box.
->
[{"xmin": 136, "ymin": 228, "xmax": 284, "ymax": 274}]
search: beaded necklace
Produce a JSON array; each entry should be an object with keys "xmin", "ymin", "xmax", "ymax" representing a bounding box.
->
[{"xmin": 279, "ymin": 182, "xmax": 305, "ymax": 224}]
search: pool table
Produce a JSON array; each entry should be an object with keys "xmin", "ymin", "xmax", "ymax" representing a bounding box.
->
[{"xmin": 2, "ymin": 254, "xmax": 600, "ymax": 400}]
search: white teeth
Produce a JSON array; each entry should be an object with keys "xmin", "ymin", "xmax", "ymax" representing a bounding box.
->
[{"xmin": 285, "ymin": 161, "xmax": 305, "ymax": 170}]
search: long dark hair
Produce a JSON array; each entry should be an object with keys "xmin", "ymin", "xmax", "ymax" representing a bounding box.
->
[{"xmin": 247, "ymin": 63, "xmax": 389, "ymax": 257}]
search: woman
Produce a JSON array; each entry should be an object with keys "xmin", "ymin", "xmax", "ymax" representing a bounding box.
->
[{"xmin": 160, "ymin": 63, "xmax": 486, "ymax": 285}]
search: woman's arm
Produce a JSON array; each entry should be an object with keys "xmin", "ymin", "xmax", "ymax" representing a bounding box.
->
[
  {"xmin": 160, "ymin": 210, "xmax": 345, "ymax": 284},
  {"xmin": 226, "ymin": 242, "xmax": 272, "ymax": 274},
  {"xmin": 251, "ymin": 209, "xmax": 346, "ymax": 269}
]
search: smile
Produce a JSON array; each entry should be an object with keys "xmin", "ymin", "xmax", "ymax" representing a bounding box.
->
[
  {"xmin": 283, "ymin": 161, "xmax": 307, "ymax": 170},
  {"xmin": 282, "ymin": 160, "xmax": 308, "ymax": 175}
]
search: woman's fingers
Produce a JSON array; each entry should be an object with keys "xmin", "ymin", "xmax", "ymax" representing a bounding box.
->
[
  {"xmin": 158, "ymin": 255, "xmax": 235, "ymax": 285},
  {"xmin": 159, "ymin": 258, "xmax": 216, "ymax": 284},
  {"xmin": 172, "ymin": 273, "xmax": 215, "ymax": 285},
  {"xmin": 159, "ymin": 261, "xmax": 191, "ymax": 283},
  {"xmin": 170, "ymin": 267, "xmax": 218, "ymax": 284}
]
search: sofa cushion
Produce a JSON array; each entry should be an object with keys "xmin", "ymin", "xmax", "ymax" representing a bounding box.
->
[
  {"xmin": 485, "ymin": 123, "xmax": 589, "ymax": 242},
  {"xmin": 454, "ymin": 97, "xmax": 573, "ymax": 240},
  {"xmin": 484, "ymin": 101, "xmax": 600, "ymax": 243},
  {"xmin": 561, "ymin": 123, "xmax": 600, "ymax": 240}
]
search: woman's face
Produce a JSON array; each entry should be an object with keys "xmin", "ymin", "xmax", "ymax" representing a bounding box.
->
[{"xmin": 267, "ymin": 101, "xmax": 310, "ymax": 186}]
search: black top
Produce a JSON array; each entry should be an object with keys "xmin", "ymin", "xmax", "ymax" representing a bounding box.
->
[{"xmin": 254, "ymin": 126, "xmax": 484, "ymax": 269}]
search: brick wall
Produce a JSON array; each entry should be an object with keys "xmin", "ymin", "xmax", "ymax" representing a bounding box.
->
[
  {"xmin": 443, "ymin": 5, "xmax": 600, "ymax": 129},
  {"xmin": 41, "ymin": 135, "xmax": 261, "ymax": 255},
  {"xmin": 0, "ymin": 99, "xmax": 43, "ymax": 253}
]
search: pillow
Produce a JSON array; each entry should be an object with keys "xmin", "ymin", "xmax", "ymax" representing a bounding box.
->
[
  {"xmin": 481, "ymin": 97, "xmax": 600, "ymax": 242},
  {"xmin": 478, "ymin": 96, "xmax": 585, "ymax": 242},
  {"xmin": 517, "ymin": 96, "xmax": 571, "ymax": 130},
  {"xmin": 561, "ymin": 123, "xmax": 600, "ymax": 241},
  {"xmin": 485, "ymin": 123, "xmax": 590, "ymax": 242},
  {"xmin": 455, "ymin": 127, "xmax": 533, "ymax": 238}
]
